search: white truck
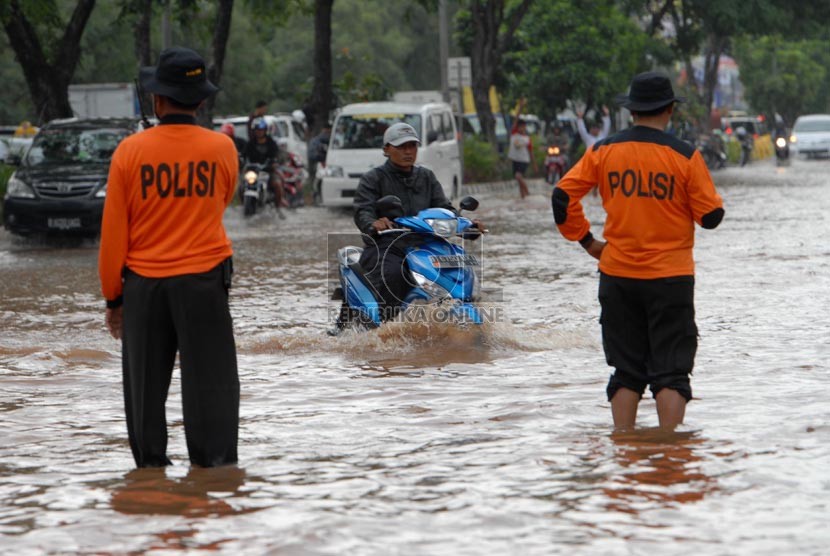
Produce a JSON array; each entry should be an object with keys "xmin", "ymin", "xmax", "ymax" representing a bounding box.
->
[{"xmin": 68, "ymin": 83, "xmax": 139, "ymax": 119}]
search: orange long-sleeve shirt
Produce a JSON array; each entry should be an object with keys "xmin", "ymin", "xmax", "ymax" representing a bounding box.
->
[
  {"xmin": 553, "ymin": 125, "xmax": 724, "ymax": 279},
  {"xmin": 98, "ymin": 119, "xmax": 238, "ymax": 304}
]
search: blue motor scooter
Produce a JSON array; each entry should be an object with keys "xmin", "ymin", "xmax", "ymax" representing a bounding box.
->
[{"xmin": 331, "ymin": 195, "xmax": 483, "ymax": 331}]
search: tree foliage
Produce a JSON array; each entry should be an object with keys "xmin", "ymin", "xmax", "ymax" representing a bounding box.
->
[
  {"xmin": 1, "ymin": 0, "xmax": 96, "ymax": 122},
  {"xmin": 734, "ymin": 36, "xmax": 828, "ymax": 126},
  {"xmin": 1, "ymin": 0, "xmax": 829, "ymax": 151},
  {"xmin": 455, "ymin": 0, "xmax": 532, "ymax": 147},
  {"xmin": 506, "ymin": 0, "xmax": 655, "ymax": 121}
]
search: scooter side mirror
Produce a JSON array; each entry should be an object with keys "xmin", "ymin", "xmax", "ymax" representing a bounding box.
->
[
  {"xmin": 459, "ymin": 196, "xmax": 479, "ymax": 212},
  {"xmin": 375, "ymin": 195, "xmax": 404, "ymax": 219}
]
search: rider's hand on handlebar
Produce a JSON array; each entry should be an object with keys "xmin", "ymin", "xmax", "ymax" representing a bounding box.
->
[
  {"xmin": 371, "ymin": 217, "xmax": 395, "ymax": 233},
  {"xmin": 463, "ymin": 219, "xmax": 487, "ymax": 239}
]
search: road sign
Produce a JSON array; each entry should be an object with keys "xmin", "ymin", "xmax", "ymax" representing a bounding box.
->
[{"xmin": 448, "ymin": 57, "xmax": 471, "ymax": 89}]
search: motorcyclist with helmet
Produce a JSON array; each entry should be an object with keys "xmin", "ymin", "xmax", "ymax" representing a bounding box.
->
[
  {"xmin": 348, "ymin": 122, "xmax": 483, "ymax": 324},
  {"xmin": 546, "ymin": 122, "xmax": 572, "ymax": 172},
  {"xmin": 243, "ymin": 117, "xmax": 285, "ymax": 216}
]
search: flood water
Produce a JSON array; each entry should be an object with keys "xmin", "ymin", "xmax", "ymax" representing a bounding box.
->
[{"xmin": 1, "ymin": 157, "xmax": 828, "ymax": 555}]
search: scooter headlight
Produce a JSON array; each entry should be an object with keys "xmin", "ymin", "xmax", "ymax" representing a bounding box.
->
[
  {"xmin": 411, "ymin": 271, "xmax": 450, "ymax": 300},
  {"xmin": 424, "ymin": 218, "xmax": 457, "ymax": 238},
  {"xmin": 775, "ymin": 137, "xmax": 787, "ymax": 149},
  {"xmin": 245, "ymin": 170, "xmax": 258, "ymax": 184},
  {"xmin": 547, "ymin": 146, "xmax": 560, "ymax": 155}
]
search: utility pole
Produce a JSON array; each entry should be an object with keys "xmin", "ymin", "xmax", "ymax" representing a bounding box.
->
[{"xmin": 439, "ymin": 0, "xmax": 449, "ymax": 103}]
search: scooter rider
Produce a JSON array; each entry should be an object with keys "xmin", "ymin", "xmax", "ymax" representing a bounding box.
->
[
  {"xmin": 352, "ymin": 122, "xmax": 482, "ymax": 321},
  {"xmin": 243, "ymin": 117, "xmax": 284, "ymax": 216}
]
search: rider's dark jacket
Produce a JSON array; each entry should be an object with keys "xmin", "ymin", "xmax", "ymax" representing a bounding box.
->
[
  {"xmin": 243, "ymin": 136, "xmax": 279, "ymax": 165},
  {"xmin": 353, "ymin": 160, "xmax": 453, "ymax": 236}
]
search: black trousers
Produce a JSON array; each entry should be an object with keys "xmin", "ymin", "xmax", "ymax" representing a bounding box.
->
[
  {"xmin": 122, "ymin": 260, "xmax": 239, "ymax": 467},
  {"xmin": 358, "ymin": 238, "xmax": 415, "ymax": 318},
  {"xmin": 598, "ymin": 272, "xmax": 697, "ymax": 402}
]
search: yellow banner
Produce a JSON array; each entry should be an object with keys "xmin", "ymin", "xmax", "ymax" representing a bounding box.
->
[{"xmin": 462, "ymin": 86, "xmax": 501, "ymax": 115}]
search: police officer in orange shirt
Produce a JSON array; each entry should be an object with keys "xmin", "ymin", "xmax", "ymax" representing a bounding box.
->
[
  {"xmin": 552, "ymin": 72, "xmax": 724, "ymax": 431},
  {"xmin": 99, "ymin": 47, "xmax": 240, "ymax": 468}
]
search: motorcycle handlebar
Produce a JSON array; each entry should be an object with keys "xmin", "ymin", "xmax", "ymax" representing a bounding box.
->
[{"xmin": 376, "ymin": 225, "xmax": 488, "ymax": 236}]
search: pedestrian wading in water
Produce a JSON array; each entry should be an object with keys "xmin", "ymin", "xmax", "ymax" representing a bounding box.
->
[
  {"xmin": 552, "ymin": 71, "xmax": 724, "ymax": 431},
  {"xmin": 99, "ymin": 46, "xmax": 240, "ymax": 467}
]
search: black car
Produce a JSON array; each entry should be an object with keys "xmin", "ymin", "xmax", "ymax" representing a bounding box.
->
[{"xmin": 3, "ymin": 118, "xmax": 140, "ymax": 236}]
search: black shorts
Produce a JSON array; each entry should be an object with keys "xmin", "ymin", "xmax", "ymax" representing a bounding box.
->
[
  {"xmin": 598, "ymin": 272, "xmax": 697, "ymax": 402},
  {"xmin": 512, "ymin": 161, "xmax": 529, "ymax": 175}
]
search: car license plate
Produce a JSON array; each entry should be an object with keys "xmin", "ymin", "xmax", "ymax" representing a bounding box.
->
[
  {"xmin": 47, "ymin": 217, "xmax": 81, "ymax": 230},
  {"xmin": 430, "ymin": 254, "xmax": 479, "ymax": 268}
]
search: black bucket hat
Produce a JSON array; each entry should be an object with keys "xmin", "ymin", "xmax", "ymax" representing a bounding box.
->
[
  {"xmin": 139, "ymin": 46, "xmax": 219, "ymax": 105},
  {"xmin": 615, "ymin": 71, "xmax": 685, "ymax": 112}
]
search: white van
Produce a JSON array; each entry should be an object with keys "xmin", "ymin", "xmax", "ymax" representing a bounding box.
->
[
  {"xmin": 317, "ymin": 101, "xmax": 462, "ymax": 207},
  {"xmin": 270, "ymin": 113, "xmax": 308, "ymax": 166}
]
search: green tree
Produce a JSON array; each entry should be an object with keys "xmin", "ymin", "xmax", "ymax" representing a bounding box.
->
[
  {"xmin": 507, "ymin": 0, "xmax": 655, "ymax": 122},
  {"xmin": 466, "ymin": 0, "xmax": 533, "ymax": 147},
  {"xmin": 454, "ymin": 0, "xmax": 533, "ymax": 146},
  {"xmin": 734, "ymin": 36, "xmax": 826, "ymax": 127},
  {"xmin": 1, "ymin": 0, "xmax": 97, "ymax": 122},
  {"xmin": 628, "ymin": 0, "xmax": 830, "ymax": 127}
]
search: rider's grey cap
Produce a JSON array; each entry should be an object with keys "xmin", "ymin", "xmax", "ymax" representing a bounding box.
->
[{"xmin": 383, "ymin": 123, "xmax": 421, "ymax": 147}]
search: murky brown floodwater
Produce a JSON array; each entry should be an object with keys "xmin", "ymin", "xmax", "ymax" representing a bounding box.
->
[{"xmin": 1, "ymin": 157, "xmax": 828, "ymax": 555}]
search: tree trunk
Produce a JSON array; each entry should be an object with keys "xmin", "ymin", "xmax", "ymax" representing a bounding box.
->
[
  {"xmin": 200, "ymin": 0, "xmax": 234, "ymax": 127},
  {"xmin": 132, "ymin": 0, "xmax": 153, "ymax": 121},
  {"xmin": 468, "ymin": 0, "xmax": 533, "ymax": 148},
  {"xmin": 133, "ymin": 0, "xmax": 152, "ymax": 68},
  {"xmin": 2, "ymin": 0, "xmax": 96, "ymax": 123},
  {"xmin": 702, "ymin": 34, "xmax": 727, "ymax": 123},
  {"xmin": 470, "ymin": 0, "xmax": 498, "ymax": 146},
  {"xmin": 307, "ymin": 0, "xmax": 335, "ymax": 138}
]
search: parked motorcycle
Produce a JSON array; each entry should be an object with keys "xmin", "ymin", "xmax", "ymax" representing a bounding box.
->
[
  {"xmin": 331, "ymin": 195, "xmax": 484, "ymax": 331},
  {"xmin": 697, "ymin": 133, "xmax": 727, "ymax": 170},
  {"xmin": 544, "ymin": 145, "xmax": 568, "ymax": 185},
  {"xmin": 239, "ymin": 160, "xmax": 275, "ymax": 217},
  {"xmin": 277, "ymin": 152, "xmax": 307, "ymax": 208}
]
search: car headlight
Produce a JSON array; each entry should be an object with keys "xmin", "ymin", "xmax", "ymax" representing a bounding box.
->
[
  {"xmin": 424, "ymin": 218, "xmax": 457, "ymax": 237},
  {"xmin": 411, "ymin": 271, "xmax": 450, "ymax": 300},
  {"xmin": 325, "ymin": 165, "xmax": 344, "ymax": 178},
  {"xmin": 245, "ymin": 170, "xmax": 258, "ymax": 184},
  {"xmin": 5, "ymin": 175, "xmax": 36, "ymax": 199},
  {"xmin": 789, "ymin": 134, "xmax": 797, "ymax": 144},
  {"xmin": 94, "ymin": 183, "xmax": 107, "ymax": 198}
]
